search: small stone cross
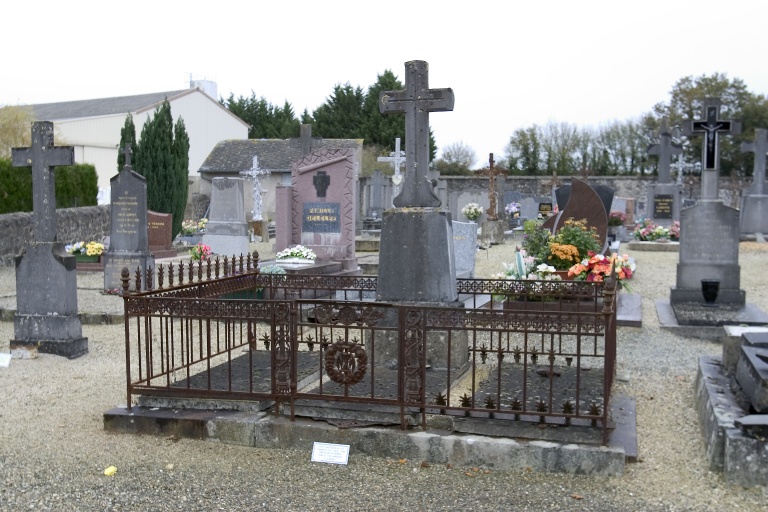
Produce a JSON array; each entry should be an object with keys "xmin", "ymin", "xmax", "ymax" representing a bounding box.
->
[
  {"xmin": 741, "ymin": 128, "xmax": 768, "ymax": 195},
  {"xmin": 647, "ymin": 118, "xmax": 682, "ymax": 184},
  {"xmin": 120, "ymin": 142, "xmax": 133, "ymax": 169},
  {"xmin": 475, "ymin": 153, "xmax": 507, "ymax": 221},
  {"xmin": 12, "ymin": 121, "xmax": 74, "ymax": 243},
  {"xmin": 379, "ymin": 60, "xmax": 454, "ymax": 208},
  {"xmin": 683, "ymin": 97, "xmax": 741, "ymax": 199},
  {"xmin": 290, "ymin": 124, "xmax": 322, "ymax": 157}
]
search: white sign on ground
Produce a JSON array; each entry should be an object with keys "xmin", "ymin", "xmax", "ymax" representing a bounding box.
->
[{"xmin": 310, "ymin": 442, "xmax": 350, "ymax": 465}]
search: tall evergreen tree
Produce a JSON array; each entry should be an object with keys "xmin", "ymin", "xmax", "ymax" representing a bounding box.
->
[
  {"xmin": 134, "ymin": 99, "xmax": 188, "ymax": 236},
  {"xmin": 117, "ymin": 113, "xmax": 137, "ymax": 171}
]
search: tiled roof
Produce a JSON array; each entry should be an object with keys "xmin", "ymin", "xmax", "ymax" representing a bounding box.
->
[
  {"xmin": 30, "ymin": 90, "xmax": 191, "ymax": 120},
  {"xmin": 198, "ymin": 138, "xmax": 362, "ymax": 174}
]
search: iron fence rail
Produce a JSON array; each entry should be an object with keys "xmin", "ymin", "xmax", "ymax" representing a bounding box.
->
[{"xmin": 121, "ymin": 259, "xmax": 617, "ymax": 443}]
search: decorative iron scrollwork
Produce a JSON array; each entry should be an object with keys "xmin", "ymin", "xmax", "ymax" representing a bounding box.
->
[{"xmin": 324, "ymin": 338, "xmax": 368, "ymax": 385}]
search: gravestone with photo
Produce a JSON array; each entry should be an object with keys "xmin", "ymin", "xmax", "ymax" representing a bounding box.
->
[
  {"xmin": 201, "ymin": 177, "xmax": 250, "ymax": 257},
  {"xmin": 274, "ymin": 147, "xmax": 358, "ymax": 268},
  {"xmin": 103, "ymin": 144, "xmax": 155, "ymax": 291},
  {"xmin": 739, "ymin": 128, "xmax": 768, "ymax": 238},
  {"xmin": 646, "ymin": 119, "xmax": 683, "ymax": 225},
  {"xmin": 147, "ymin": 211, "xmax": 176, "ymax": 259},
  {"xmin": 10, "ymin": 121, "xmax": 87, "ymax": 359},
  {"xmin": 453, "ymin": 220, "xmax": 477, "ymax": 278}
]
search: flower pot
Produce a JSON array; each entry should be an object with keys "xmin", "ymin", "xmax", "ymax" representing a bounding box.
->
[
  {"xmin": 74, "ymin": 254, "xmax": 100, "ymax": 263},
  {"xmin": 701, "ymin": 279, "xmax": 720, "ymax": 305}
]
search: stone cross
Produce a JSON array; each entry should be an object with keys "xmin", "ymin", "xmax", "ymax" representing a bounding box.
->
[
  {"xmin": 682, "ymin": 97, "xmax": 741, "ymax": 199},
  {"xmin": 377, "ymin": 137, "xmax": 406, "ymax": 202},
  {"xmin": 12, "ymin": 121, "xmax": 74, "ymax": 243},
  {"xmin": 475, "ymin": 153, "xmax": 507, "ymax": 221},
  {"xmin": 379, "ymin": 60, "xmax": 454, "ymax": 207},
  {"xmin": 239, "ymin": 155, "xmax": 270, "ymax": 221},
  {"xmin": 290, "ymin": 124, "xmax": 322, "ymax": 157},
  {"xmin": 647, "ymin": 118, "xmax": 682, "ymax": 183},
  {"xmin": 120, "ymin": 142, "xmax": 133, "ymax": 168},
  {"xmin": 741, "ymin": 128, "xmax": 768, "ymax": 195}
]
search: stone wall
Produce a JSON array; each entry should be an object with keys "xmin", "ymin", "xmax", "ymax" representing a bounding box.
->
[{"xmin": 0, "ymin": 206, "xmax": 110, "ymax": 267}]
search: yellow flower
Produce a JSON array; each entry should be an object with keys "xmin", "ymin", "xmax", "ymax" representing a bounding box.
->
[{"xmin": 104, "ymin": 465, "xmax": 117, "ymax": 476}]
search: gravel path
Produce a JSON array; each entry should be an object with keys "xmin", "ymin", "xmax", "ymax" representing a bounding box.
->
[{"xmin": 1, "ymin": 241, "xmax": 767, "ymax": 511}]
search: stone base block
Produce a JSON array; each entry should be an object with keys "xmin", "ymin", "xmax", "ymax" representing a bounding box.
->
[
  {"xmin": 10, "ymin": 336, "xmax": 88, "ymax": 359},
  {"xmin": 201, "ymin": 234, "xmax": 250, "ymax": 259},
  {"xmin": 735, "ymin": 346, "xmax": 768, "ymax": 413},
  {"xmin": 722, "ymin": 326, "xmax": 768, "ymax": 375}
]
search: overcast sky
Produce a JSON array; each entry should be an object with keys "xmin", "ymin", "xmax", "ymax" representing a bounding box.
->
[{"xmin": 3, "ymin": 1, "xmax": 766, "ymax": 165}]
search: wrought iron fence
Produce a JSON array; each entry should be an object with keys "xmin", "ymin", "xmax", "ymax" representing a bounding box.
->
[{"xmin": 121, "ymin": 258, "xmax": 618, "ymax": 443}]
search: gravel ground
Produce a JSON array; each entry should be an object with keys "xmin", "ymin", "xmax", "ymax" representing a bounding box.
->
[{"xmin": 1, "ymin": 240, "xmax": 767, "ymax": 511}]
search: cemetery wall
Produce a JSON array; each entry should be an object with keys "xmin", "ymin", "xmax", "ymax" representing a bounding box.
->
[{"xmin": 0, "ymin": 206, "xmax": 110, "ymax": 267}]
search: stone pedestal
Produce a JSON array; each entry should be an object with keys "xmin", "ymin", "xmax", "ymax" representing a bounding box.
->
[
  {"xmin": 377, "ymin": 208, "xmax": 457, "ymax": 302},
  {"xmin": 12, "ymin": 243, "xmax": 88, "ymax": 359},
  {"xmin": 480, "ymin": 220, "xmax": 505, "ymax": 244}
]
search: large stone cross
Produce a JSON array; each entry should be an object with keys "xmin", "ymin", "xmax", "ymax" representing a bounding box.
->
[
  {"xmin": 741, "ymin": 128, "xmax": 768, "ymax": 195},
  {"xmin": 648, "ymin": 118, "xmax": 682, "ymax": 184},
  {"xmin": 290, "ymin": 124, "xmax": 322, "ymax": 157},
  {"xmin": 12, "ymin": 121, "xmax": 74, "ymax": 243},
  {"xmin": 377, "ymin": 137, "xmax": 406, "ymax": 202},
  {"xmin": 682, "ymin": 98, "xmax": 741, "ymax": 199},
  {"xmin": 476, "ymin": 153, "xmax": 507, "ymax": 221},
  {"xmin": 379, "ymin": 60, "xmax": 454, "ymax": 207}
]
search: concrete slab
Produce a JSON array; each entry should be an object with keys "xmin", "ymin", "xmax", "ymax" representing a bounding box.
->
[
  {"xmin": 626, "ymin": 241, "xmax": 679, "ymax": 252},
  {"xmin": 617, "ymin": 293, "xmax": 642, "ymax": 327},
  {"xmin": 103, "ymin": 395, "xmax": 635, "ymax": 476}
]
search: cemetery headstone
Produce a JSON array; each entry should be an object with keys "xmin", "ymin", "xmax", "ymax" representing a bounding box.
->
[
  {"xmin": 453, "ymin": 221, "xmax": 478, "ymax": 278},
  {"xmin": 274, "ymin": 148, "xmax": 358, "ymax": 267},
  {"xmin": 519, "ymin": 196, "xmax": 540, "ymax": 220},
  {"xmin": 543, "ymin": 179, "xmax": 609, "ymax": 251},
  {"xmin": 377, "ymin": 60, "xmax": 457, "ymax": 303},
  {"xmin": 555, "ymin": 183, "xmax": 614, "ymax": 218},
  {"xmin": 201, "ymin": 177, "xmax": 250, "ymax": 257},
  {"xmin": 103, "ymin": 143, "xmax": 155, "ymax": 291},
  {"xmin": 647, "ymin": 119, "xmax": 684, "ymax": 225},
  {"xmin": 367, "ymin": 169, "xmax": 388, "ymax": 219},
  {"xmin": 147, "ymin": 211, "xmax": 176, "ymax": 259},
  {"xmin": 739, "ymin": 128, "xmax": 768, "ymax": 237},
  {"xmin": 682, "ymin": 98, "xmax": 742, "ymax": 200},
  {"xmin": 10, "ymin": 121, "xmax": 87, "ymax": 359}
]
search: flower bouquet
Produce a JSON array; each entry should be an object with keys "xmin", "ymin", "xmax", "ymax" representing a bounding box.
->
[
  {"xmin": 66, "ymin": 241, "xmax": 105, "ymax": 262},
  {"xmin": 276, "ymin": 244, "xmax": 316, "ymax": 264},
  {"xmin": 181, "ymin": 218, "xmax": 208, "ymax": 235},
  {"xmin": 608, "ymin": 211, "xmax": 626, "ymax": 227},
  {"xmin": 189, "ymin": 243, "xmax": 212, "ymax": 261},
  {"xmin": 547, "ymin": 218, "xmax": 601, "ymax": 270},
  {"xmin": 568, "ymin": 251, "xmax": 635, "ymax": 291},
  {"xmin": 461, "ymin": 202, "xmax": 483, "ymax": 221},
  {"xmin": 633, "ymin": 219, "xmax": 669, "ymax": 241},
  {"xmin": 504, "ymin": 202, "xmax": 521, "ymax": 218}
]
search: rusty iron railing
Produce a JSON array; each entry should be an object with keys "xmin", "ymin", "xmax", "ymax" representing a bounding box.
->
[{"xmin": 121, "ymin": 257, "xmax": 618, "ymax": 443}]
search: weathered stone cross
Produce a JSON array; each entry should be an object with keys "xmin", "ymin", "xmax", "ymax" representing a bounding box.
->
[
  {"xmin": 476, "ymin": 153, "xmax": 507, "ymax": 221},
  {"xmin": 379, "ymin": 60, "xmax": 454, "ymax": 207},
  {"xmin": 741, "ymin": 128, "xmax": 768, "ymax": 195},
  {"xmin": 648, "ymin": 118, "xmax": 682, "ymax": 184},
  {"xmin": 683, "ymin": 97, "xmax": 741, "ymax": 199},
  {"xmin": 290, "ymin": 124, "xmax": 322, "ymax": 157},
  {"xmin": 12, "ymin": 121, "xmax": 74, "ymax": 243},
  {"xmin": 240, "ymin": 155, "xmax": 270, "ymax": 221},
  {"xmin": 120, "ymin": 142, "xmax": 133, "ymax": 168}
]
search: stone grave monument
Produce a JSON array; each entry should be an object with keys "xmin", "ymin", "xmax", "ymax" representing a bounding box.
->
[
  {"xmin": 365, "ymin": 169, "xmax": 388, "ymax": 220},
  {"xmin": 201, "ymin": 177, "xmax": 250, "ymax": 257},
  {"xmin": 147, "ymin": 211, "xmax": 176, "ymax": 259},
  {"xmin": 377, "ymin": 60, "xmax": 457, "ymax": 303},
  {"xmin": 10, "ymin": 121, "xmax": 88, "ymax": 359},
  {"xmin": 240, "ymin": 155, "xmax": 270, "ymax": 239},
  {"xmin": 646, "ymin": 118, "xmax": 683, "ymax": 225},
  {"xmin": 452, "ymin": 220, "xmax": 478, "ymax": 279},
  {"xmin": 544, "ymin": 178, "xmax": 610, "ymax": 252},
  {"xmin": 274, "ymin": 147, "xmax": 358, "ymax": 268},
  {"xmin": 103, "ymin": 143, "xmax": 155, "ymax": 291},
  {"xmin": 671, "ymin": 98, "xmax": 745, "ymax": 308},
  {"xmin": 739, "ymin": 128, "xmax": 768, "ymax": 239},
  {"xmin": 377, "ymin": 137, "xmax": 406, "ymax": 205}
]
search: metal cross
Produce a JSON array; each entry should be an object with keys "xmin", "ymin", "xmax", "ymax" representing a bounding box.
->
[
  {"xmin": 377, "ymin": 137, "xmax": 406, "ymax": 202},
  {"xmin": 647, "ymin": 118, "xmax": 682, "ymax": 184},
  {"xmin": 475, "ymin": 153, "xmax": 507, "ymax": 221},
  {"xmin": 239, "ymin": 155, "xmax": 270, "ymax": 221},
  {"xmin": 12, "ymin": 121, "xmax": 74, "ymax": 243},
  {"xmin": 379, "ymin": 60, "xmax": 454, "ymax": 207}
]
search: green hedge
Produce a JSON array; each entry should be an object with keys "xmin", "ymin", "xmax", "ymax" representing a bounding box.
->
[{"xmin": 0, "ymin": 158, "xmax": 98, "ymax": 214}]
